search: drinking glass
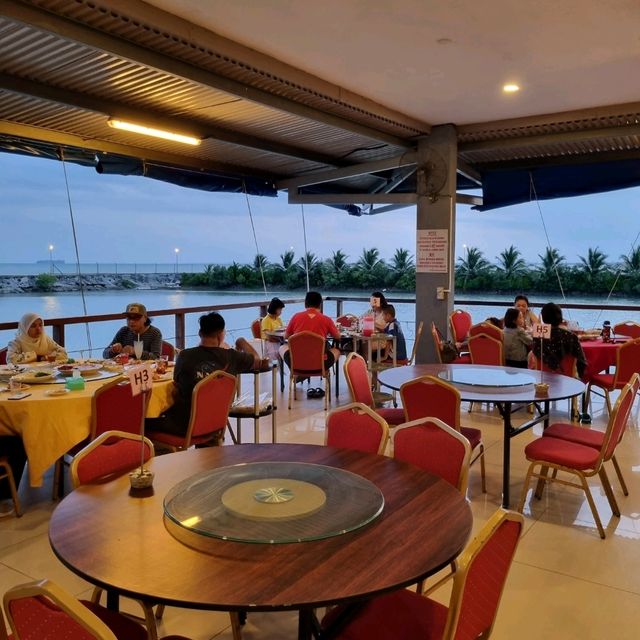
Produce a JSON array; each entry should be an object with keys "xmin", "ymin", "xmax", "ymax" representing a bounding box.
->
[{"xmin": 133, "ymin": 340, "xmax": 144, "ymax": 359}]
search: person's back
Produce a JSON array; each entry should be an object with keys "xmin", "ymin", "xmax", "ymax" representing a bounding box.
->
[{"xmin": 382, "ymin": 305, "xmax": 407, "ymax": 361}]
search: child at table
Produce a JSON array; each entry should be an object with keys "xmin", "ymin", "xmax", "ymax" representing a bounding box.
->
[
  {"xmin": 381, "ymin": 305, "xmax": 407, "ymax": 362},
  {"xmin": 260, "ymin": 297, "xmax": 285, "ymax": 360},
  {"xmin": 503, "ymin": 307, "xmax": 532, "ymax": 368}
]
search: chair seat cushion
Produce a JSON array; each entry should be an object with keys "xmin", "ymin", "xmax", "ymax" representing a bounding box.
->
[
  {"xmin": 460, "ymin": 426, "xmax": 482, "ymax": 449},
  {"xmin": 524, "ymin": 437, "xmax": 599, "ymax": 470},
  {"xmin": 543, "ymin": 423, "xmax": 604, "ymax": 449},
  {"xmin": 82, "ymin": 601, "xmax": 147, "ymax": 640},
  {"xmin": 375, "ymin": 407, "xmax": 405, "ymax": 425},
  {"xmin": 322, "ymin": 589, "xmax": 448, "ymax": 640},
  {"xmin": 453, "ymin": 353, "xmax": 471, "ymax": 364},
  {"xmin": 589, "ymin": 373, "xmax": 615, "ymax": 389}
]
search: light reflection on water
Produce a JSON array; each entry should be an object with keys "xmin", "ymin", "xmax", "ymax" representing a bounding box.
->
[{"xmin": 0, "ymin": 289, "xmax": 639, "ymax": 357}]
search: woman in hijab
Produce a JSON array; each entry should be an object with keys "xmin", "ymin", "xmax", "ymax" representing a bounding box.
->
[{"xmin": 6, "ymin": 312, "xmax": 67, "ymax": 364}]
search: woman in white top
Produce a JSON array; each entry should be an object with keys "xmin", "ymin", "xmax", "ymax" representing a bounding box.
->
[
  {"xmin": 362, "ymin": 291, "xmax": 389, "ymax": 331},
  {"xmin": 6, "ymin": 312, "xmax": 67, "ymax": 364}
]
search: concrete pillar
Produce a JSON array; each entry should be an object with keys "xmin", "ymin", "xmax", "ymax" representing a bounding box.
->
[{"xmin": 415, "ymin": 125, "xmax": 457, "ymax": 363}]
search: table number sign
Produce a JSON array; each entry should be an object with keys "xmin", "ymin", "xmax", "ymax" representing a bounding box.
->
[
  {"xmin": 127, "ymin": 363, "xmax": 154, "ymax": 396},
  {"xmin": 126, "ymin": 363, "xmax": 155, "ymax": 490}
]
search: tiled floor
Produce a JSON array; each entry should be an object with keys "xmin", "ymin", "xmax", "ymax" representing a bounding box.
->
[{"xmin": 2, "ymin": 379, "xmax": 640, "ymax": 639}]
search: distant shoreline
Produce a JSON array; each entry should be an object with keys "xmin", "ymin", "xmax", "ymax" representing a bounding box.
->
[{"xmin": 0, "ymin": 273, "xmax": 180, "ymax": 294}]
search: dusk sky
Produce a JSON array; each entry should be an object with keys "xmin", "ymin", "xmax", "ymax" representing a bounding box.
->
[{"xmin": 2, "ymin": 152, "xmax": 640, "ymax": 268}]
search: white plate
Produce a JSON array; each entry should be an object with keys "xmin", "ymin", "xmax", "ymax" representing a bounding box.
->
[
  {"xmin": 46, "ymin": 388, "xmax": 70, "ymax": 397},
  {"xmin": 14, "ymin": 371, "xmax": 55, "ymax": 384}
]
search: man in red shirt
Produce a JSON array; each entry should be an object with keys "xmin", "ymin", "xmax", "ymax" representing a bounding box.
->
[{"xmin": 281, "ymin": 291, "xmax": 341, "ymax": 368}]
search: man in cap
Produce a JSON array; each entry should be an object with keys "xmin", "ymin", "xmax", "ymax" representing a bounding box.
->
[{"xmin": 103, "ymin": 302, "xmax": 162, "ymax": 360}]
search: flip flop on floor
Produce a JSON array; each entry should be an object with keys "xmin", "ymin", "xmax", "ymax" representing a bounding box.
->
[
  {"xmin": 314, "ymin": 387, "xmax": 325, "ymax": 398},
  {"xmin": 307, "ymin": 388, "xmax": 317, "ymax": 398}
]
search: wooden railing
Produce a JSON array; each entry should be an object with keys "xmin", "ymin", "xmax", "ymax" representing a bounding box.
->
[{"xmin": 2, "ymin": 295, "xmax": 638, "ymax": 350}]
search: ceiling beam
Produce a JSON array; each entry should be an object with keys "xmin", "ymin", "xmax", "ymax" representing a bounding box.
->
[
  {"xmin": 0, "ymin": 0, "xmax": 413, "ymax": 149},
  {"xmin": 0, "ymin": 73, "xmax": 349, "ymax": 168},
  {"xmin": 277, "ymin": 153, "xmax": 417, "ymax": 190},
  {"xmin": 0, "ymin": 121, "xmax": 272, "ymax": 178},
  {"xmin": 456, "ymin": 159, "xmax": 482, "ymax": 185},
  {"xmin": 456, "ymin": 193, "xmax": 483, "ymax": 206},
  {"xmin": 459, "ymin": 124, "xmax": 640, "ymax": 153},
  {"xmin": 288, "ymin": 192, "xmax": 417, "ymax": 205}
]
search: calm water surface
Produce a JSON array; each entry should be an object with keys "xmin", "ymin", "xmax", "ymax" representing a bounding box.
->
[{"xmin": 1, "ymin": 289, "xmax": 639, "ymax": 357}]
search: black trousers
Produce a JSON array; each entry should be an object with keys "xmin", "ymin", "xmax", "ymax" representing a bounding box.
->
[{"xmin": 0, "ymin": 436, "xmax": 26, "ymax": 500}]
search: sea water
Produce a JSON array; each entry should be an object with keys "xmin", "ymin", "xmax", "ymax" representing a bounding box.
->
[{"xmin": 0, "ymin": 289, "xmax": 638, "ymax": 357}]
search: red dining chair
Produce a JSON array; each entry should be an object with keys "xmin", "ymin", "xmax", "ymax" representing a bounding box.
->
[
  {"xmin": 161, "ymin": 340, "xmax": 176, "ymax": 361},
  {"xmin": 146, "ymin": 370, "xmax": 237, "ymax": 451},
  {"xmin": 0, "ymin": 347, "xmax": 6, "ymax": 365},
  {"xmin": 250, "ymin": 318, "xmax": 262, "ymax": 339},
  {"xmin": 518, "ymin": 378, "xmax": 637, "ymax": 538},
  {"xmin": 321, "ymin": 508, "xmax": 524, "ymax": 640},
  {"xmin": 287, "ymin": 331, "xmax": 332, "ymax": 410},
  {"xmin": 541, "ymin": 373, "xmax": 640, "ymax": 496},
  {"xmin": 70, "ymin": 430, "xmax": 154, "ymax": 489},
  {"xmin": 400, "ymin": 375, "xmax": 486, "ymax": 492},
  {"xmin": 585, "ymin": 337, "xmax": 640, "ymax": 414},
  {"xmin": 449, "ymin": 309, "xmax": 472, "ymax": 346},
  {"xmin": 1, "ymin": 579, "xmax": 193, "ymax": 640},
  {"xmin": 326, "ymin": 403, "xmax": 390, "ymax": 455},
  {"xmin": 468, "ymin": 322, "xmax": 503, "ymax": 341},
  {"xmin": 53, "ymin": 379, "xmax": 147, "ymax": 498},
  {"xmin": 467, "ymin": 332, "xmax": 504, "ymax": 366},
  {"xmin": 431, "ymin": 322, "xmax": 471, "ymax": 365},
  {"xmin": 343, "ymin": 353, "xmax": 404, "ymax": 425},
  {"xmin": 393, "ymin": 417, "xmax": 472, "ymax": 495},
  {"xmin": 613, "ymin": 321, "xmax": 640, "ymax": 339}
]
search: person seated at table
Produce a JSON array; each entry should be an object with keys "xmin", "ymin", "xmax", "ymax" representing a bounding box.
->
[
  {"xmin": 532, "ymin": 302, "xmax": 587, "ymax": 377},
  {"xmin": 503, "ymin": 307, "xmax": 532, "ymax": 368},
  {"xmin": 260, "ymin": 297, "xmax": 285, "ymax": 360},
  {"xmin": 146, "ymin": 312, "xmax": 269, "ymax": 437},
  {"xmin": 379, "ymin": 304, "xmax": 407, "ymax": 362},
  {"xmin": 0, "ymin": 436, "xmax": 26, "ymax": 517},
  {"xmin": 361, "ymin": 291, "xmax": 389, "ymax": 331},
  {"xmin": 6, "ymin": 312, "xmax": 67, "ymax": 364},
  {"xmin": 514, "ymin": 294, "xmax": 539, "ymax": 329},
  {"xmin": 485, "ymin": 316, "xmax": 504, "ymax": 329},
  {"xmin": 281, "ymin": 291, "xmax": 341, "ymax": 370},
  {"xmin": 103, "ymin": 303, "xmax": 162, "ymax": 360}
]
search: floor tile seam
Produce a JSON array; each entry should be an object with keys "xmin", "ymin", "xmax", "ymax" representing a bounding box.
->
[
  {"xmin": 512, "ymin": 559, "xmax": 640, "ymax": 597},
  {"xmin": 0, "ymin": 560, "xmax": 40, "ymax": 583}
]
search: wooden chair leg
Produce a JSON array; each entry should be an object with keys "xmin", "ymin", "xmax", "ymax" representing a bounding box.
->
[
  {"xmin": 517, "ymin": 463, "xmax": 536, "ymax": 513},
  {"xmin": 598, "ymin": 467, "xmax": 620, "ymax": 517},
  {"xmin": 0, "ymin": 459, "xmax": 22, "ymax": 517},
  {"xmin": 230, "ymin": 611, "xmax": 243, "ymax": 640},
  {"xmin": 605, "ymin": 390, "xmax": 613, "ymax": 415},
  {"xmin": 611, "ymin": 455, "xmax": 629, "ymax": 496},
  {"xmin": 578, "ymin": 472, "xmax": 606, "ymax": 539},
  {"xmin": 534, "ymin": 465, "xmax": 550, "ymax": 499},
  {"xmin": 478, "ymin": 445, "xmax": 486, "ymax": 493}
]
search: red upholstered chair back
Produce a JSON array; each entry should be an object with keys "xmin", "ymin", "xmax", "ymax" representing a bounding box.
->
[
  {"xmin": 3, "ymin": 579, "xmax": 119, "ymax": 639},
  {"xmin": 343, "ymin": 353, "xmax": 374, "ymax": 406},
  {"xmin": 250, "ymin": 318, "xmax": 262, "ymax": 339},
  {"xmin": 161, "ymin": 340, "xmax": 176, "ymax": 361},
  {"xmin": 468, "ymin": 333, "xmax": 504, "ymax": 366},
  {"xmin": 288, "ymin": 331, "xmax": 327, "ymax": 375},
  {"xmin": 613, "ymin": 321, "xmax": 640, "ymax": 339},
  {"xmin": 186, "ymin": 370, "xmax": 237, "ymax": 444},
  {"xmin": 445, "ymin": 509, "xmax": 524, "ymax": 640},
  {"xmin": 394, "ymin": 418, "xmax": 471, "ymax": 494},
  {"xmin": 326, "ymin": 403, "xmax": 389, "ymax": 455},
  {"xmin": 449, "ymin": 310, "xmax": 472, "ymax": 343},
  {"xmin": 469, "ymin": 322, "xmax": 503, "ymax": 341},
  {"xmin": 400, "ymin": 375, "xmax": 461, "ymax": 428},
  {"xmin": 91, "ymin": 379, "xmax": 145, "ymax": 440},
  {"xmin": 0, "ymin": 347, "xmax": 6, "ymax": 365},
  {"xmin": 601, "ymin": 376, "xmax": 638, "ymax": 462},
  {"xmin": 528, "ymin": 352, "xmax": 577, "ymax": 377},
  {"xmin": 612, "ymin": 339, "xmax": 640, "ymax": 388},
  {"xmin": 71, "ymin": 430, "xmax": 154, "ymax": 489}
]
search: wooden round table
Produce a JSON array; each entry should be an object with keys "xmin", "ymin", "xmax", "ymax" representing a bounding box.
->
[
  {"xmin": 49, "ymin": 443, "xmax": 472, "ymax": 639},
  {"xmin": 379, "ymin": 364, "xmax": 586, "ymax": 508}
]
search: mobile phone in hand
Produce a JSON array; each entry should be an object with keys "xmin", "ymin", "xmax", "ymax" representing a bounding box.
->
[{"xmin": 8, "ymin": 392, "xmax": 31, "ymax": 400}]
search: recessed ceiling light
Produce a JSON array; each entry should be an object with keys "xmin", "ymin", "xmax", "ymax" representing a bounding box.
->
[{"xmin": 503, "ymin": 83, "xmax": 520, "ymax": 93}]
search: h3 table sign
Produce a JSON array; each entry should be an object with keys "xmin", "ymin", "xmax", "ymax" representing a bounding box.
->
[{"xmin": 126, "ymin": 362, "xmax": 155, "ymax": 491}]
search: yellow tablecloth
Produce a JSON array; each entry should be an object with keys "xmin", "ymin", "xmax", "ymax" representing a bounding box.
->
[{"xmin": 0, "ymin": 376, "xmax": 176, "ymax": 487}]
